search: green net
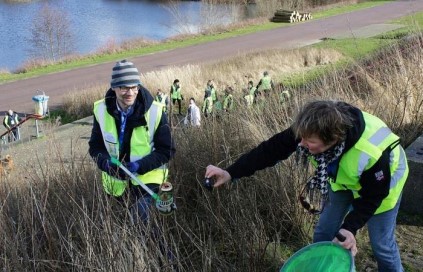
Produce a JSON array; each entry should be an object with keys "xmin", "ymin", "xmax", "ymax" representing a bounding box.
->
[{"xmin": 280, "ymin": 242, "xmax": 355, "ymax": 272}]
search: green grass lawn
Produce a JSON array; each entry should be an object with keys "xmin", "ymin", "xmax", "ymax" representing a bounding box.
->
[
  {"xmin": 0, "ymin": 0, "xmax": 395, "ymax": 84},
  {"xmin": 282, "ymin": 10, "xmax": 423, "ymax": 87},
  {"xmin": 312, "ymin": 0, "xmax": 392, "ymax": 19},
  {"xmin": 281, "ymin": 37, "xmax": 394, "ymax": 87}
]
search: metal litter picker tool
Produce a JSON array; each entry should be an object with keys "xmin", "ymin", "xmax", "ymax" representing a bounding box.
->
[{"xmin": 111, "ymin": 158, "xmax": 176, "ymax": 215}]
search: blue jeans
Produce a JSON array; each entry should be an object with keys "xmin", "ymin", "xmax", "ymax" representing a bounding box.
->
[
  {"xmin": 130, "ymin": 184, "xmax": 160, "ymax": 225},
  {"xmin": 313, "ymin": 188, "xmax": 403, "ymax": 272},
  {"xmin": 129, "ymin": 184, "xmax": 177, "ymax": 267}
]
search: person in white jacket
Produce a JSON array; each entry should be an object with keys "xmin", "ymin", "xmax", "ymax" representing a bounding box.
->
[{"xmin": 184, "ymin": 97, "xmax": 201, "ymax": 127}]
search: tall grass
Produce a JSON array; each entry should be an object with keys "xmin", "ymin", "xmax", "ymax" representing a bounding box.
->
[
  {"xmin": 302, "ymin": 34, "xmax": 423, "ymax": 145},
  {"xmin": 1, "ymin": 34, "xmax": 423, "ymax": 271},
  {"xmin": 60, "ymin": 47, "xmax": 342, "ymax": 120}
]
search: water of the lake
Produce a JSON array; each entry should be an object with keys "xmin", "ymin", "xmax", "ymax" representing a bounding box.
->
[{"xmin": 0, "ymin": 0, "xmax": 254, "ymax": 71}]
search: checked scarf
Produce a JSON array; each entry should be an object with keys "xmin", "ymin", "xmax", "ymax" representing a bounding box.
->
[{"xmin": 296, "ymin": 141, "xmax": 345, "ymax": 196}]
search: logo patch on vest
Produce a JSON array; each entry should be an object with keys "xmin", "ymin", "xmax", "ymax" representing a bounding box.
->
[{"xmin": 375, "ymin": 170, "xmax": 385, "ymax": 181}]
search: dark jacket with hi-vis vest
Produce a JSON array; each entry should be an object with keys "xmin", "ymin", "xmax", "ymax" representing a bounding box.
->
[
  {"xmin": 3, "ymin": 112, "xmax": 21, "ymax": 129},
  {"xmin": 89, "ymin": 86, "xmax": 174, "ymax": 196},
  {"xmin": 226, "ymin": 102, "xmax": 408, "ymax": 235}
]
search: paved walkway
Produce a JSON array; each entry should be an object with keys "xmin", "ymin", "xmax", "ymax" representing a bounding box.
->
[
  {"xmin": 0, "ymin": 116, "xmax": 93, "ymax": 169},
  {"xmin": 328, "ymin": 23, "xmax": 405, "ymax": 39}
]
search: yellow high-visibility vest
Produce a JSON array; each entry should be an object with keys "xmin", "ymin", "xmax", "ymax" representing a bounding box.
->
[
  {"xmin": 93, "ymin": 100, "xmax": 168, "ymax": 196},
  {"xmin": 316, "ymin": 112, "xmax": 408, "ymax": 214}
]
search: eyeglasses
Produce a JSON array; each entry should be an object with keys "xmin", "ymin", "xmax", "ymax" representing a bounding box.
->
[
  {"xmin": 298, "ymin": 183, "xmax": 327, "ymax": 215},
  {"xmin": 119, "ymin": 86, "xmax": 138, "ymax": 93}
]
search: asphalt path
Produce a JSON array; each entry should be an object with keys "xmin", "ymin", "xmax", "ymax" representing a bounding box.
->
[{"xmin": 1, "ymin": 0, "xmax": 422, "ymax": 114}]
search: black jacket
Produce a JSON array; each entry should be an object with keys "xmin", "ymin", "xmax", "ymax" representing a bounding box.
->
[
  {"xmin": 89, "ymin": 85, "xmax": 175, "ymax": 175},
  {"xmin": 226, "ymin": 103, "xmax": 393, "ymax": 235}
]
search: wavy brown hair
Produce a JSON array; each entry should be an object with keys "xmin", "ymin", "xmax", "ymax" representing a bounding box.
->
[{"xmin": 292, "ymin": 100, "xmax": 354, "ymax": 145}]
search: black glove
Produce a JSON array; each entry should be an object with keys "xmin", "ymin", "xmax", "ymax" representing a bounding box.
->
[{"xmin": 101, "ymin": 159, "xmax": 128, "ymax": 180}]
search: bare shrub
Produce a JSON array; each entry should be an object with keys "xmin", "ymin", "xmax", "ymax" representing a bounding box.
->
[
  {"xmin": 162, "ymin": 108, "xmax": 308, "ymax": 270},
  {"xmin": 299, "ymin": 35, "xmax": 423, "ymax": 147},
  {"xmin": 0, "ymin": 68, "xmax": 11, "ymax": 75},
  {"xmin": 121, "ymin": 38, "xmax": 158, "ymax": 51},
  {"xmin": 0, "ymin": 142, "xmax": 173, "ymax": 270},
  {"xmin": 0, "ymin": 107, "xmax": 305, "ymax": 271},
  {"xmin": 28, "ymin": 4, "xmax": 74, "ymax": 62},
  {"xmin": 14, "ymin": 58, "xmax": 55, "ymax": 73},
  {"xmin": 93, "ymin": 37, "xmax": 158, "ymax": 56},
  {"xmin": 163, "ymin": 17, "xmax": 269, "ymax": 42},
  {"xmin": 254, "ymin": 0, "xmax": 289, "ymax": 17},
  {"xmin": 353, "ymin": 36, "xmax": 423, "ymax": 145},
  {"xmin": 62, "ymin": 85, "xmax": 107, "ymax": 120},
  {"xmin": 95, "ymin": 38, "xmax": 121, "ymax": 55}
]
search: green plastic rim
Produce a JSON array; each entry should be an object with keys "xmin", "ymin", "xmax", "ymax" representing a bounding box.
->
[{"xmin": 280, "ymin": 242, "xmax": 355, "ymax": 272}]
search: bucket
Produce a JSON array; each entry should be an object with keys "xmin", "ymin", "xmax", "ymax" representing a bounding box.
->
[
  {"xmin": 280, "ymin": 242, "xmax": 355, "ymax": 272},
  {"xmin": 32, "ymin": 90, "xmax": 49, "ymax": 116}
]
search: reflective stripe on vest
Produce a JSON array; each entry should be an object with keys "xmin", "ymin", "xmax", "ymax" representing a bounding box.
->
[
  {"xmin": 327, "ymin": 112, "xmax": 408, "ymax": 214},
  {"xmin": 357, "ymin": 127, "xmax": 394, "ymax": 177},
  {"xmin": 4, "ymin": 116, "xmax": 10, "ymax": 129},
  {"xmin": 211, "ymin": 88, "xmax": 217, "ymax": 101},
  {"xmin": 203, "ymin": 97, "xmax": 213, "ymax": 113},
  {"xmin": 4, "ymin": 115, "xmax": 19, "ymax": 129},
  {"xmin": 223, "ymin": 94, "xmax": 233, "ymax": 110},
  {"xmin": 94, "ymin": 100, "xmax": 168, "ymax": 196}
]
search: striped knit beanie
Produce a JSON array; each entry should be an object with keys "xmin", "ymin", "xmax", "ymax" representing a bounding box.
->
[{"xmin": 110, "ymin": 60, "xmax": 141, "ymax": 88}]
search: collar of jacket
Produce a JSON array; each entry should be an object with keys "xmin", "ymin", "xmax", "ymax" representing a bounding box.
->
[{"xmin": 342, "ymin": 102, "xmax": 366, "ymax": 152}]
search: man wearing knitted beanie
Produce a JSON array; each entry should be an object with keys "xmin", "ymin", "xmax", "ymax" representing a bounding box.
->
[{"xmin": 89, "ymin": 59, "xmax": 175, "ymax": 225}]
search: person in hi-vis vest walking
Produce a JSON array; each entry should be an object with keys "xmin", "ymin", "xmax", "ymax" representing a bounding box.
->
[
  {"xmin": 89, "ymin": 60, "xmax": 175, "ymax": 224},
  {"xmin": 170, "ymin": 79, "xmax": 183, "ymax": 115},
  {"xmin": 3, "ymin": 109, "xmax": 22, "ymax": 142}
]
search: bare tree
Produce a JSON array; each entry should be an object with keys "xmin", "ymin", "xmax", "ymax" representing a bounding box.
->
[{"xmin": 29, "ymin": 4, "xmax": 74, "ymax": 61}]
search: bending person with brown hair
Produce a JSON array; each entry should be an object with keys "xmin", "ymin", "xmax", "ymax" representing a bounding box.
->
[{"xmin": 205, "ymin": 100, "xmax": 408, "ymax": 272}]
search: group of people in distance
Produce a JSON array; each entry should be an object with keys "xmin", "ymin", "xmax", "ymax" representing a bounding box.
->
[
  {"xmin": 86, "ymin": 60, "xmax": 408, "ymax": 271},
  {"xmin": 153, "ymin": 71, "xmax": 291, "ymax": 128}
]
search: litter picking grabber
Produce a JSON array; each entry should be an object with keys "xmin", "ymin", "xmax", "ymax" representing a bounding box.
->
[{"xmin": 111, "ymin": 157, "xmax": 176, "ymax": 215}]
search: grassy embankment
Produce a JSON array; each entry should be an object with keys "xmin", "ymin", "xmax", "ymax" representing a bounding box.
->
[{"xmin": 1, "ymin": 6, "xmax": 423, "ymax": 272}]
